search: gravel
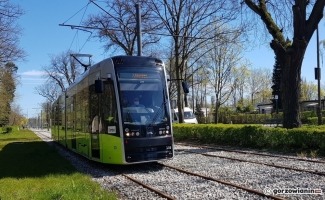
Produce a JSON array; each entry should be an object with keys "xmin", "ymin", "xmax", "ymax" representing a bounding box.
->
[
  {"xmin": 180, "ymin": 145, "xmax": 325, "ymax": 173},
  {"xmin": 32, "ymin": 129, "xmax": 325, "ymax": 200}
]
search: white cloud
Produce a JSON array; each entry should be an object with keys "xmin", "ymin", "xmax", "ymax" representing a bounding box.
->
[
  {"xmin": 20, "ymin": 70, "xmax": 47, "ymax": 77},
  {"xmin": 17, "ymin": 70, "xmax": 47, "ymax": 85}
]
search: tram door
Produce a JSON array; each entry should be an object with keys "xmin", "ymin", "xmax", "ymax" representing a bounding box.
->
[
  {"xmin": 90, "ymin": 115, "xmax": 100, "ymax": 159},
  {"xmin": 90, "ymin": 80, "xmax": 101, "ymax": 159}
]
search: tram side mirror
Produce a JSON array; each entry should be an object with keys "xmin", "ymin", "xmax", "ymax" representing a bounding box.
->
[
  {"xmin": 95, "ymin": 79, "xmax": 103, "ymax": 93},
  {"xmin": 182, "ymin": 81, "xmax": 189, "ymax": 94}
]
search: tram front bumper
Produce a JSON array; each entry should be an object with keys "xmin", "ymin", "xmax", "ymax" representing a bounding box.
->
[{"xmin": 124, "ymin": 136, "xmax": 173, "ymax": 163}]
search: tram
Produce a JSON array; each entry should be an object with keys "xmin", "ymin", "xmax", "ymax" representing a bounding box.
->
[{"xmin": 51, "ymin": 56, "xmax": 174, "ymax": 164}]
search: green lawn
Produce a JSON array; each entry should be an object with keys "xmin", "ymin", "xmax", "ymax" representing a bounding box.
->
[{"xmin": 0, "ymin": 128, "xmax": 117, "ymax": 200}]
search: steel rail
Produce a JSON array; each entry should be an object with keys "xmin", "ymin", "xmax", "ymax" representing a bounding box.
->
[
  {"xmin": 176, "ymin": 148, "xmax": 325, "ymax": 177},
  {"xmin": 158, "ymin": 163, "xmax": 286, "ymax": 200},
  {"xmin": 122, "ymin": 174, "xmax": 176, "ymax": 200},
  {"xmin": 176, "ymin": 142, "xmax": 325, "ymax": 164}
]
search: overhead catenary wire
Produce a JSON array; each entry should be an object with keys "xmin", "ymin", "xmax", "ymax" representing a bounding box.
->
[
  {"xmin": 60, "ymin": 1, "xmax": 239, "ymax": 57},
  {"xmin": 62, "ymin": 2, "xmax": 91, "ymax": 26},
  {"xmin": 59, "ymin": 23, "xmax": 235, "ymax": 41},
  {"xmin": 89, "ymin": 0, "xmax": 110, "ymax": 16},
  {"xmin": 63, "ymin": 1, "xmax": 93, "ymax": 53},
  {"xmin": 61, "ymin": 1, "xmax": 234, "ymax": 42}
]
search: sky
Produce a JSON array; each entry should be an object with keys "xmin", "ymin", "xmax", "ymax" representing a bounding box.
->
[
  {"xmin": 13, "ymin": 0, "xmax": 109, "ymax": 118},
  {"xmin": 11, "ymin": 0, "xmax": 325, "ymax": 118}
]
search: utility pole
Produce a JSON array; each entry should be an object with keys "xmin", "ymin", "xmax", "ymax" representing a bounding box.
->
[
  {"xmin": 316, "ymin": 26, "xmax": 322, "ymax": 125},
  {"xmin": 192, "ymin": 64, "xmax": 195, "ymax": 111},
  {"xmin": 135, "ymin": 3, "xmax": 142, "ymax": 56}
]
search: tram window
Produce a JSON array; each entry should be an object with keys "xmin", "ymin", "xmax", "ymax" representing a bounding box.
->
[{"xmin": 100, "ymin": 81, "xmax": 119, "ymax": 135}]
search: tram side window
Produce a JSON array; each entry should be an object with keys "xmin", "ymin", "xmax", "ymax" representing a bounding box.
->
[
  {"xmin": 59, "ymin": 95, "xmax": 65, "ymax": 129},
  {"xmin": 101, "ymin": 80, "xmax": 118, "ymax": 135},
  {"xmin": 89, "ymin": 83, "xmax": 100, "ymax": 133},
  {"xmin": 76, "ymin": 86, "xmax": 88, "ymax": 133},
  {"xmin": 52, "ymin": 102, "xmax": 61, "ymax": 127}
]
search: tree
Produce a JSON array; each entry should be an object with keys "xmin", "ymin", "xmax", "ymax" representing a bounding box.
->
[
  {"xmin": 249, "ymin": 67, "xmax": 272, "ymax": 105},
  {"xmin": 84, "ymin": 0, "xmax": 161, "ymax": 56},
  {"xmin": 193, "ymin": 66, "xmax": 210, "ymax": 109},
  {"xmin": 300, "ymin": 78, "xmax": 319, "ymax": 101},
  {"xmin": 243, "ymin": 0, "xmax": 325, "ymax": 128},
  {"xmin": 9, "ymin": 103, "xmax": 26, "ymax": 126},
  {"xmin": 0, "ymin": 62, "xmax": 18, "ymax": 126},
  {"xmin": 232, "ymin": 62, "xmax": 250, "ymax": 109},
  {"xmin": 0, "ymin": 1, "xmax": 25, "ymax": 126},
  {"xmin": 0, "ymin": 0, "xmax": 24, "ymax": 65},
  {"xmin": 150, "ymin": 0, "xmax": 241, "ymax": 123},
  {"xmin": 205, "ymin": 32, "xmax": 242, "ymax": 123},
  {"xmin": 35, "ymin": 51, "xmax": 84, "ymax": 102},
  {"xmin": 35, "ymin": 81, "xmax": 61, "ymax": 103}
]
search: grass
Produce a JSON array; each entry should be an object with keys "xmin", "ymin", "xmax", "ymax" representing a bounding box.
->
[{"xmin": 0, "ymin": 128, "xmax": 117, "ymax": 200}]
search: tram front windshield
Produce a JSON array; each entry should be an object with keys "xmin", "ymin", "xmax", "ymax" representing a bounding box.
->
[{"xmin": 117, "ymin": 68, "xmax": 169, "ymax": 126}]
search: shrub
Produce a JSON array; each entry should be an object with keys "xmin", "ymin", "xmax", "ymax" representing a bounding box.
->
[
  {"xmin": 173, "ymin": 124, "xmax": 325, "ymax": 156},
  {"xmin": 2, "ymin": 126, "xmax": 13, "ymax": 133},
  {"xmin": 305, "ymin": 117, "xmax": 325, "ymax": 125}
]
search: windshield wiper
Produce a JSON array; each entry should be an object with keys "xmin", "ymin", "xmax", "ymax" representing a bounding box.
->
[
  {"xmin": 148, "ymin": 102, "xmax": 165, "ymax": 126},
  {"xmin": 147, "ymin": 89, "xmax": 168, "ymax": 127}
]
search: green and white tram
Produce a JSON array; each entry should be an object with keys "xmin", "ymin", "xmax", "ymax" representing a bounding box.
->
[{"xmin": 51, "ymin": 56, "xmax": 174, "ymax": 164}]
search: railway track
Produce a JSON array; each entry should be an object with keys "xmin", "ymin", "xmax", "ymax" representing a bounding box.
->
[
  {"xmin": 33, "ymin": 130, "xmax": 324, "ymax": 199},
  {"xmin": 176, "ymin": 142, "xmax": 325, "ymax": 164},
  {"xmin": 159, "ymin": 162, "xmax": 285, "ymax": 200},
  {"xmin": 175, "ymin": 149, "xmax": 325, "ymax": 177},
  {"xmin": 175, "ymin": 143, "xmax": 325, "ymax": 177},
  {"xmin": 117, "ymin": 162, "xmax": 285, "ymax": 200},
  {"xmin": 121, "ymin": 173, "xmax": 176, "ymax": 200}
]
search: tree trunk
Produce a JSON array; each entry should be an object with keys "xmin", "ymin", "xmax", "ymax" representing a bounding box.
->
[
  {"xmin": 214, "ymin": 100, "xmax": 220, "ymax": 124},
  {"xmin": 175, "ymin": 55, "xmax": 184, "ymax": 123},
  {"xmin": 277, "ymin": 46, "xmax": 306, "ymax": 128},
  {"xmin": 176, "ymin": 80, "xmax": 184, "ymax": 123},
  {"xmin": 184, "ymin": 93, "xmax": 188, "ymax": 107}
]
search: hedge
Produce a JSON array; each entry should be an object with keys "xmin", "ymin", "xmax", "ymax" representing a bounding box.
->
[{"xmin": 172, "ymin": 124, "xmax": 325, "ymax": 155}]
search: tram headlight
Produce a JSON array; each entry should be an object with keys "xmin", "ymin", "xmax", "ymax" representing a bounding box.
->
[
  {"xmin": 125, "ymin": 128, "xmax": 141, "ymax": 137},
  {"xmin": 166, "ymin": 126, "xmax": 170, "ymax": 134},
  {"xmin": 125, "ymin": 128, "xmax": 131, "ymax": 137}
]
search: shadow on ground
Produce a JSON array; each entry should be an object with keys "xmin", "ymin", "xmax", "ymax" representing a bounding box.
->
[{"xmin": 0, "ymin": 141, "xmax": 77, "ymax": 178}]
